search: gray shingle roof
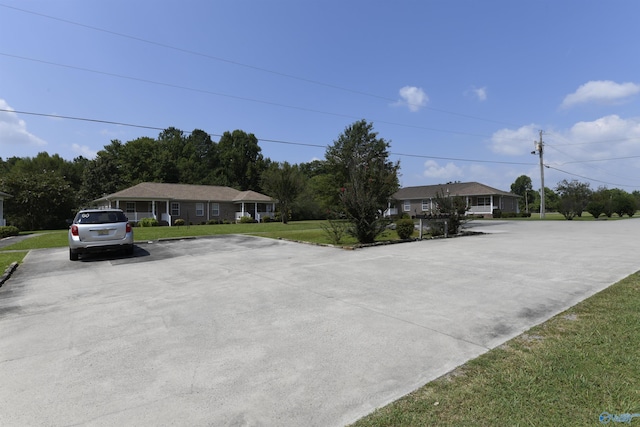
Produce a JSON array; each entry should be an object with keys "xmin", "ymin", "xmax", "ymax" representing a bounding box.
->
[
  {"xmin": 95, "ymin": 182, "xmax": 272, "ymax": 203},
  {"xmin": 393, "ymin": 182, "xmax": 518, "ymax": 200}
]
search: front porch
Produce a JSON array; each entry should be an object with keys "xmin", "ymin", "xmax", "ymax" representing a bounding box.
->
[{"xmin": 234, "ymin": 201, "xmax": 275, "ymax": 222}]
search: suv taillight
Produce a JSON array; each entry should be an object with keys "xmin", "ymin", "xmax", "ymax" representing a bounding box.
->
[
  {"xmin": 71, "ymin": 225, "xmax": 79, "ymax": 236},
  {"xmin": 126, "ymin": 222, "xmax": 132, "ymax": 233}
]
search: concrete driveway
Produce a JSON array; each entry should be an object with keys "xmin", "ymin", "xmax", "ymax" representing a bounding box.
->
[{"xmin": 1, "ymin": 220, "xmax": 640, "ymax": 426}]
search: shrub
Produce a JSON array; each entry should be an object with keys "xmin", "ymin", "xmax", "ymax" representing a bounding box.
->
[
  {"xmin": 492, "ymin": 208, "xmax": 502, "ymax": 218},
  {"xmin": 0, "ymin": 225, "xmax": 19, "ymax": 239},
  {"xmin": 174, "ymin": 218, "xmax": 185, "ymax": 226},
  {"xmin": 395, "ymin": 218, "xmax": 415, "ymax": 240},
  {"xmin": 207, "ymin": 219, "xmax": 220, "ymax": 225},
  {"xmin": 429, "ymin": 220, "xmax": 445, "ymax": 237},
  {"xmin": 586, "ymin": 200, "xmax": 604, "ymax": 219},
  {"xmin": 239, "ymin": 216, "xmax": 256, "ymax": 224},
  {"xmin": 140, "ymin": 217, "xmax": 159, "ymax": 227},
  {"xmin": 321, "ymin": 219, "xmax": 349, "ymax": 245}
]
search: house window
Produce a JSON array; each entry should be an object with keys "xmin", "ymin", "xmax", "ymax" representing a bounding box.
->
[
  {"xmin": 211, "ymin": 203, "xmax": 220, "ymax": 217},
  {"xmin": 171, "ymin": 202, "xmax": 180, "ymax": 216},
  {"xmin": 477, "ymin": 196, "xmax": 492, "ymax": 206},
  {"xmin": 403, "ymin": 200, "xmax": 411, "ymax": 212},
  {"xmin": 196, "ymin": 203, "xmax": 204, "ymax": 217},
  {"xmin": 421, "ymin": 200, "xmax": 429, "ymax": 211},
  {"xmin": 125, "ymin": 202, "xmax": 135, "ymax": 213}
]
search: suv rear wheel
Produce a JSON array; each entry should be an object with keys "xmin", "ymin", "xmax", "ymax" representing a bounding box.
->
[{"xmin": 69, "ymin": 248, "xmax": 79, "ymax": 261}]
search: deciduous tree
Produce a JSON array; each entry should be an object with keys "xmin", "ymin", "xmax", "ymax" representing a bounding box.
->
[
  {"xmin": 510, "ymin": 175, "xmax": 534, "ymax": 213},
  {"xmin": 556, "ymin": 179, "xmax": 592, "ymax": 220},
  {"xmin": 261, "ymin": 161, "xmax": 304, "ymax": 224},
  {"xmin": 218, "ymin": 130, "xmax": 266, "ymax": 191}
]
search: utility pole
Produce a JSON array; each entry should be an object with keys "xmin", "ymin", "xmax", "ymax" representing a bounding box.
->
[{"xmin": 531, "ymin": 130, "xmax": 545, "ymax": 218}]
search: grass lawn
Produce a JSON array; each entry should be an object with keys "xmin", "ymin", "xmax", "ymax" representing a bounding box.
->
[
  {"xmin": 350, "ymin": 272, "xmax": 640, "ymax": 426},
  {"xmin": 0, "ymin": 251, "xmax": 28, "ymax": 275}
]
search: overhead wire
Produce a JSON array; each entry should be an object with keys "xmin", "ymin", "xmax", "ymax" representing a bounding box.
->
[
  {"xmin": 2, "ymin": 4, "xmax": 640, "ymax": 187},
  {"xmin": 544, "ymin": 138, "xmax": 640, "ymax": 183},
  {"xmin": 0, "ymin": 2, "xmax": 520, "ymax": 128},
  {"xmin": 0, "ymin": 52, "xmax": 509, "ymax": 140},
  {"xmin": 4, "ymin": 107, "xmax": 640, "ymax": 187},
  {"xmin": 544, "ymin": 165, "xmax": 640, "ymax": 188},
  {"xmin": 0, "ymin": 108, "xmax": 537, "ymax": 166}
]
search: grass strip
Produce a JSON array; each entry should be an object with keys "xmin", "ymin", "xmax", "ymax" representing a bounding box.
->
[
  {"xmin": 0, "ymin": 251, "xmax": 28, "ymax": 274},
  {"xmin": 351, "ymin": 272, "xmax": 640, "ymax": 426}
]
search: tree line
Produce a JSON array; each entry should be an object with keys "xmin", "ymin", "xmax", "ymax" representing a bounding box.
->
[
  {"xmin": 510, "ymin": 175, "xmax": 640, "ymax": 220},
  {"xmin": 0, "ymin": 120, "xmax": 400, "ymax": 243}
]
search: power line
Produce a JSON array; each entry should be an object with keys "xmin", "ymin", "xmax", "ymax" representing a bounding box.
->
[
  {"xmin": 561, "ymin": 155, "xmax": 640, "ymax": 164},
  {"xmin": 0, "ymin": 108, "xmax": 537, "ymax": 167},
  {"xmin": 544, "ymin": 141, "xmax": 640, "ymax": 183},
  {"xmin": 0, "ymin": 2, "xmax": 520, "ymax": 128},
  {"xmin": 390, "ymin": 152, "xmax": 535, "ymax": 165},
  {"xmin": 545, "ymin": 129, "xmax": 640, "ymax": 146},
  {"xmin": 544, "ymin": 165, "xmax": 640, "ymax": 189},
  {"xmin": 0, "ymin": 52, "xmax": 509, "ymax": 140},
  {"xmin": 5, "ymin": 107, "xmax": 640, "ymax": 188}
]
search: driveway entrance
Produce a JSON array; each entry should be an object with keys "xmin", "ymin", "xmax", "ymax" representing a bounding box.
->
[{"xmin": 1, "ymin": 221, "xmax": 639, "ymax": 426}]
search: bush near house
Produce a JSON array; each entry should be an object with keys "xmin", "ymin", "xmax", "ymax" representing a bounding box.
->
[
  {"xmin": 140, "ymin": 217, "xmax": 159, "ymax": 227},
  {"xmin": 174, "ymin": 219, "xmax": 185, "ymax": 226},
  {"xmin": 0, "ymin": 226, "xmax": 19, "ymax": 239},
  {"xmin": 395, "ymin": 218, "xmax": 415, "ymax": 239}
]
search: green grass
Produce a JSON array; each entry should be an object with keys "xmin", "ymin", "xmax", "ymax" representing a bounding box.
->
[
  {"xmin": 350, "ymin": 272, "xmax": 640, "ymax": 426},
  {"xmin": 0, "ymin": 251, "xmax": 28, "ymax": 274}
]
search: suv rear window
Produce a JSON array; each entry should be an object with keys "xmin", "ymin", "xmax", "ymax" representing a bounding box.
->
[{"xmin": 74, "ymin": 211, "xmax": 128, "ymax": 224}]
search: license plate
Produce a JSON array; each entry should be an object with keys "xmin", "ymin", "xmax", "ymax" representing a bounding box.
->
[{"xmin": 97, "ymin": 230, "xmax": 109, "ymax": 236}]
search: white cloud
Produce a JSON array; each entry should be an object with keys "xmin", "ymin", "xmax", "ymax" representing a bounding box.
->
[
  {"xmin": 489, "ymin": 115, "xmax": 640, "ymax": 191},
  {"xmin": 466, "ymin": 86, "xmax": 487, "ymax": 101},
  {"xmin": 0, "ymin": 99, "xmax": 47, "ymax": 149},
  {"xmin": 490, "ymin": 124, "xmax": 539, "ymax": 156},
  {"xmin": 71, "ymin": 143, "xmax": 97, "ymax": 159},
  {"xmin": 563, "ymin": 115, "xmax": 640, "ymax": 159},
  {"xmin": 395, "ymin": 86, "xmax": 428, "ymax": 112},
  {"xmin": 422, "ymin": 160, "xmax": 463, "ymax": 179},
  {"xmin": 561, "ymin": 80, "xmax": 640, "ymax": 108}
]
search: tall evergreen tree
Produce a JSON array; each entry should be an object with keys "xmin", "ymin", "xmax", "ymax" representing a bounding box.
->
[{"xmin": 325, "ymin": 120, "xmax": 400, "ymax": 243}]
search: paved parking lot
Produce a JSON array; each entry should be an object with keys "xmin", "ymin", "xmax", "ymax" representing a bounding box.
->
[{"xmin": 1, "ymin": 220, "xmax": 640, "ymax": 426}]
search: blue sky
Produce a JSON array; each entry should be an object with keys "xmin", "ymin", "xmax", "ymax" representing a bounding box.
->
[{"xmin": 1, "ymin": 1, "xmax": 640, "ymax": 193}]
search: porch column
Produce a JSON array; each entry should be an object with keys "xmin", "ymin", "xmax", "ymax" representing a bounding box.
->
[
  {"xmin": 166, "ymin": 200, "xmax": 170, "ymax": 226},
  {"xmin": 490, "ymin": 196, "xmax": 494, "ymax": 213}
]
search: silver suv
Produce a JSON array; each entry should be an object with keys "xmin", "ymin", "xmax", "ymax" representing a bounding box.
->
[{"xmin": 68, "ymin": 209, "xmax": 134, "ymax": 261}]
